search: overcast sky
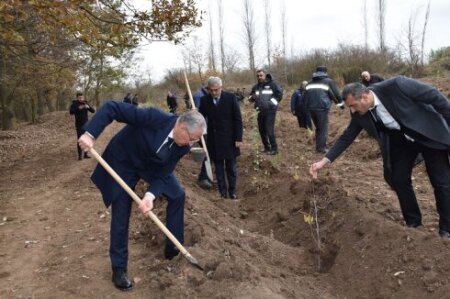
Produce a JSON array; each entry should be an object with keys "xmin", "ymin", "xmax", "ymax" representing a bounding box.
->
[{"xmin": 132, "ymin": 0, "xmax": 450, "ymax": 82}]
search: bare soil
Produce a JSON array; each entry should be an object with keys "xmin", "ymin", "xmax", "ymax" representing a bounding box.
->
[{"xmin": 1, "ymin": 77, "xmax": 449, "ymax": 298}]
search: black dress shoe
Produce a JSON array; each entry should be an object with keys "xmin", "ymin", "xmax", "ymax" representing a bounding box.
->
[
  {"xmin": 197, "ymin": 179, "xmax": 213, "ymax": 190},
  {"xmin": 439, "ymin": 230, "xmax": 450, "ymax": 239},
  {"xmin": 229, "ymin": 194, "xmax": 238, "ymax": 200},
  {"xmin": 112, "ymin": 268, "xmax": 133, "ymax": 291},
  {"xmin": 406, "ymin": 222, "xmax": 422, "ymax": 228},
  {"xmin": 164, "ymin": 249, "xmax": 180, "ymax": 260}
]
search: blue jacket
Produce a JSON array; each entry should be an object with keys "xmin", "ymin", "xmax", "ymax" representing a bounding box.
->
[
  {"xmin": 85, "ymin": 101, "xmax": 191, "ymax": 207},
  {"xmin": 193, "ymin": 87, "xmax": 208, "ymax": 108},
  {"xmin": 290, "ymin": 88, "xmax": 304, "ymax": 112}
]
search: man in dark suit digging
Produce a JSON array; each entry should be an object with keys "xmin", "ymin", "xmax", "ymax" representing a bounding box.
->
[{"xmin": 78, "ymin": 101, "xmax": 206, "ymax": 290}]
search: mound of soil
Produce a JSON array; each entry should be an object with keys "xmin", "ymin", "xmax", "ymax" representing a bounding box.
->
[{"xmin": 1, "ymin": 77, "xmax": 449, "ymax": 298}]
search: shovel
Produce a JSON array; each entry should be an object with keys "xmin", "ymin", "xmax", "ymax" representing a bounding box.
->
[
  {"xmin": 183, "ymin": 71, "xmax": 214, "ymax": 182},
  {"xmin": 88, "ymin": 148, "xmax": 203, "ymax": 270}
]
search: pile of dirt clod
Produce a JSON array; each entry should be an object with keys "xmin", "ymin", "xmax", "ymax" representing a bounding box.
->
[{"xmin": 1, "ymin": 76, "xmax": 450, "ymax": 298}]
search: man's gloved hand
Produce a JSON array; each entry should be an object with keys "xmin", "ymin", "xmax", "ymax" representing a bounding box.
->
[{"xmin": 336, "ymin": 102, "xmax": 345, "ymax": 110}]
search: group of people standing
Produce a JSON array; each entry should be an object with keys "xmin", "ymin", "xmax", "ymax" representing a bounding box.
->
[{"xmin": 70, "ymin": 66, "xmax": 449, "ymax": 291}]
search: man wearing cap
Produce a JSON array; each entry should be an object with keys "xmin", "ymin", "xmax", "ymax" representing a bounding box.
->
[{"xmin": 303, "ymin": 66, "xmax": 344, "ymax": 153}]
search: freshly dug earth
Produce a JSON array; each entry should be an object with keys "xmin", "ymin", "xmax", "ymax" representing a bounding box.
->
[{"xmin": 1, "ymin": 77, "xmax": 449, "ymax": 298}]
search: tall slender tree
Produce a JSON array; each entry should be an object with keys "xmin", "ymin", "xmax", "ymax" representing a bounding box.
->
[
  {"xmin": 362, "ymin": 0, "xmax": 369, "ymax": 51},
  {"xmin": 263, "ymin": 0, "xmax": 272, "ymax": 69},
  {"xmin": 420, "ymin": 0, "xmax": 431, "ymax": 66},
  {"xmin": 218, "ymin": 0, "xmax": 226, "ymax": 76},
  {"xmin": 242, "ymin": 0, "xmax": 256, "ymax": 73},
  {"xmin": 376, "ymin": 0, "xmax": 386, "ymax": 52},
  {"xmin": 207, "ymin": 0, "xmax": 216, "ymax": 72}
]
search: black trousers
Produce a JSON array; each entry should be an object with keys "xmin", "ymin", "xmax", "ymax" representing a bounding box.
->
[
  {"xmin": 389, "ymin": 131, "xmax": 450, "ymax": 232},
  {"xmin": 109, "ymin": 190, "xmax": 185, "ymax": 270},
  {"xmin": 295, "ymin": 106, "xmax": 312, "ymax": 129},
  {"xmin": 75, "ymin": 126, "xmax": 86, "ymax": 158},
  {"xmin": 257, "ymin": 111, "xmax": 277, "ymax": 151},
  {"xmin": 213, "ymin": 158, "xmax": 237, "ymax": 197},
  {"xmin": 309, "ymin": 109, "xmax": 329, "ymax": 152}
]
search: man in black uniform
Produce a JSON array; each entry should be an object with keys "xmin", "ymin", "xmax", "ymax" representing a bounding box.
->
[
  {"xmin": 304, "ymin": 66, "xmax": 344, "ymax": 153},
  {"xmin": 249, "ymin": 69, "xmax": 283, "ymax": 155},
  {"xmin": 69, "ymin": 92, "xmax": 95, "ymax": 160}
]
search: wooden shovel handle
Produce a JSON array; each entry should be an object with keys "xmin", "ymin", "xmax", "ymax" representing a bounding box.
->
[
  {"xmin": 88, "ymin": 148, "xmax": 188, "ymax": 256},
  {"xmin": 183, "ymin": 71, "xmax": 214, "ymax": 181}
]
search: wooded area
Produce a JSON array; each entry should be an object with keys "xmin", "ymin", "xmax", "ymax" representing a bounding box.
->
[
  {"xmin": 0, "ymin": 0, "xmax": 201, "ymax": 129},
  {"xmin": 1, "ymin": 0, "xmax": 449, "ymax": 130}
]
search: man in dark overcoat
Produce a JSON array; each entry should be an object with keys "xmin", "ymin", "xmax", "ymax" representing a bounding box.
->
[{"xmin": 199, "ymin": 76, "xmax": 243, "ymax": 199}]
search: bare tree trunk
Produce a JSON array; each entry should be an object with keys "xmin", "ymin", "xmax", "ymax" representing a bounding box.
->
[
  {"xmin": 377, "ymin": 0, "xmax": 386, "ymax": 52},
  {"xmin": 407, "ymin": 12, "xmax": 420, "ymax": 76},
  {"xmin": 93, "ymin": 51, "xmax": 104, "ymax": 108},
  {"xmin": 36, "ymin": 88, "xmax": 48, "ymax": 116},
  {"xmin": 263, "ymin": 0, "xmax": 272, "ymax": 69},
  {"xmin": 242, "ymin": 0, "xmax": 256, "ymax": 73},
  {"xmin": 208, "ymin": 0, "xmax": 216, "ymax": 72},
  {"xmin": 420, "ymin": 0, "xmax": 431, "ymax": 66},
  {"xmin": 280, "ymin": 0, "xmax": 288, "ymax": 83},
  {"xmin": 362, "ymin": 0, "xmax": 369, "ymax": 51},
  {"xmin": 218, "ymin": 0, "xmax": 226, "ymax": 77}
]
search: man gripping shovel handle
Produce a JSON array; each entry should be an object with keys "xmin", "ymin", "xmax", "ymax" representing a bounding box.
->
[{"xmin": 88, "ymin": 147, "xmax": 203, "ymax": 270}]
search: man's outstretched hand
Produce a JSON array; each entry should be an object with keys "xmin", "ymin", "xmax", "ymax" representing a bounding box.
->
[{"xmin": 309, "ymin": 158, "xmax": 330, "ymax": 179}]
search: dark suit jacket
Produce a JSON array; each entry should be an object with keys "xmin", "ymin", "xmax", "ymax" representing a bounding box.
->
[
  {"xmin": 326, "ymin": 76, "xmax": 450, "ymax": 185},
  {"xmin": 85, "ymin": 101, "xmax": 191, "ymax": 207},
  {"xmin": 199, "ymin": 91, "xmax": 243, "ymax": 160}
]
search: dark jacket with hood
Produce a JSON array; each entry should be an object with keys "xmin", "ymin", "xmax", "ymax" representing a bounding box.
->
[
  {"xmin": 250, "ymin": 74, "xmax": 283, "ymax": 114},
  {"xmin": 304, "ymin": 71, "xmax": 343, "ymax": 111}
]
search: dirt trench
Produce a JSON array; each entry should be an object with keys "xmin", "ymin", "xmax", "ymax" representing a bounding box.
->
[{"xmin": 1, "ymin": 94, "xmax": 450, "ymax": 298}]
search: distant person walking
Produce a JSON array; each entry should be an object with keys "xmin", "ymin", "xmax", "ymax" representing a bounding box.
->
[
  {"xmin": 249, "ymin": 69, "xmax": 283, "ymax": 155},
  {"xmin": 69, "ymin": 92, "xmax": 95, "ymax": 160},
  {"xmin": 303, "ymin": 66, "xmax": 344, "ymax": 153},
  {"xmin": 360, "ymin": 71, "xmax": 384, "ymax": 87},
  {"xmin": 291, "ymin": 80, "xmax": 312, "ymax": 129},
  {"xmin": 167, "ymin": 91, "xmax": 178, "ymax": 114}
]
